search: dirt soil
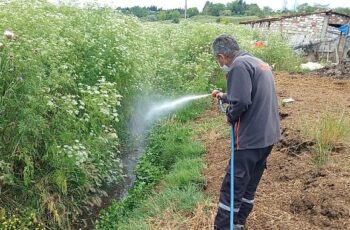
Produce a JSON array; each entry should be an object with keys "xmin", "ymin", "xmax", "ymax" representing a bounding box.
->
[
  {"xmin": 200, "ymin": 72, "xmax": 350, "ymax": 230},
  {"xmin": 314, "ymin": 60, "xmax": 350, "ymax": 79}
]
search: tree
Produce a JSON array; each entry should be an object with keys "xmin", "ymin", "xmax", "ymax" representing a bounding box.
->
[
  {"xmin": 158, "ymin": 10, "xmax": 167, "ymax": 21},
  {"xmin": 203, "ymin": 1, "xmax": 211, "ymax": 12},
  {"xmin": 220, "ymin": 10, "xmax": 232, "ymax": 16},
  {"xmin": 227, "ymin": 0, "xmax": 246, "ymax": 15},
  {"xmin": 129, "ymin": 6, "xmax": 148, "ymax": 17},
  {"xmin": 313, "ymin": 4, "xmax": 329, "ymax": 10},
  {"xmin": 227, "ymin": 1, "xmax": 239, "ymax": 14},
  {"xmin": 187, "ymin": 7, "xmax": 199, "ymax": 17},
  {"xmin": 203, "ymin": 2, "xmax": 226, "ymax": 16},
  {"xmin": 245, "ymin": 3, "xmax": 262, "ymax": 16},
  {"xmin": 147, "ymin": 5, "xmax": 158, "ymax": 12},
  {"xmin": 296, "ymin": 3, "xmax": 327, "ymax": 13},
  {"xmin": 170, "ymin": 10, "xmax": 181, "ymax": 23},
  {"xmin": 238, "ymin": 0, "xmax": 246, "ymax": 14},
  {"xmin": 335, "ymin": 7, "xmax": 350, "ymax": 15},
  {"xmin": 262, "ymin": 6, "xmax": 273, "ymax": 16}
]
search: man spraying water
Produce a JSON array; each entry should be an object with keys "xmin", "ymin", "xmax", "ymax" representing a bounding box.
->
[{"xmin": 211, "ymin": 34, "xmax": 281, "ymax": 230}]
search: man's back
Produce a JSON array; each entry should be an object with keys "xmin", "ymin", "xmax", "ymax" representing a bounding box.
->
[{"xmin": 226, "ymin": 52, "xmax": 281, "ymax": 149}]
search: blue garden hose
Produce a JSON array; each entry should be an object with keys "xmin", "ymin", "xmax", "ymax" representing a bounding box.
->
[
  {"xmin": 219, "ymin": 100, "xmax": 235, "ymax": 230},
  {"xmin": 230, "ymin": 124, "xmax": 235, "ymax": 230}
]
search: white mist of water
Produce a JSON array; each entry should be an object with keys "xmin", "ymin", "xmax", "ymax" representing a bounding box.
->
[
  {"xmin": 119, "ymin": 93, "xmax": 210, "ymax": 198},
  {"xmin": 145, "ymin": 94, "xmax": 210, "ymax": 122}
]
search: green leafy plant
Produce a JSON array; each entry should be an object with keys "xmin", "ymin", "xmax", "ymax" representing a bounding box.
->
[{"xmin": 96, "ymin": 120, "xmax": 206, "ymax": 229}]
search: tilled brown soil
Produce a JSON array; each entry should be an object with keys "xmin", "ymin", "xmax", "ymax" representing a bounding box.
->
[{"xmin": 201, "ymin": 73, "xmax": 350, "ymax": 230}]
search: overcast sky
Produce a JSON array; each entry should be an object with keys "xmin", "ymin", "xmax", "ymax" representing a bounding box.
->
[{"xmin": 50, "ymin": 0, "xmax": 350, "ymax": 11}]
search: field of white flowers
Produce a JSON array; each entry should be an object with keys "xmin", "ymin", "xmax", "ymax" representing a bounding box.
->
[{"xmin": 0, "ymin": 1, "xmax": 301, "ymax": 229}]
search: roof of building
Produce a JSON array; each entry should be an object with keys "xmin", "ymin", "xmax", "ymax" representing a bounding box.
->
[{"xmin": 239, "ymin": 10, "xmax": 350, "ymax": 25}]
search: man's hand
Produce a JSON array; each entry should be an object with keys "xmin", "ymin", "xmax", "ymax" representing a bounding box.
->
[{"xmin": 211, "ymin": 90, "xmax": 224, "ymax": 99}]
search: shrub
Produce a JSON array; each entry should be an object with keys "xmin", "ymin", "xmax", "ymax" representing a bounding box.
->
[{"xmin": 0, "ymin": 1, "xmax": 141, "ymax": 228}]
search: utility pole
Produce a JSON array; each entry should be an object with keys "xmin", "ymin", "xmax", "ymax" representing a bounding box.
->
[{"xmin": 185, "ymin": 0, "xmax": 187, "ymax": 19}]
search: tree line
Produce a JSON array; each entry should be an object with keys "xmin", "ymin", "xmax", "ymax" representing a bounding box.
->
[
  {"xmin": 117, "ymin": 1, "xmax": 350, "ymax": 23},
  {"xmin": 202, "ymin": 1, "xmax": 350, "ymax": 17}
]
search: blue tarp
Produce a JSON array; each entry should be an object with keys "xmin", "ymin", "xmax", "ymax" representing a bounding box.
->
[{"xmin": 339, "ymin": 24, "xmax": 349, "ymax": 34}]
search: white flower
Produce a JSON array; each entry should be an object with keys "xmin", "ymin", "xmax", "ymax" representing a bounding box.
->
[
  {"xmin": 47, "ymin": 100, "xmax": 55, "ymax": 107},
  {"xmin": 100, "ymin": 107, "xmax": 110, "ymax": 115},
  {"xmin": 4, "ymin": 30, "xmax": 15, "ymax": 39},
  {"xmin": 108, "ymin": 133, "xmax": 118, "ymax": 139}
]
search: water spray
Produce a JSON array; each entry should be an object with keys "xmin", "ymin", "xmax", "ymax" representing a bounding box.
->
[
  {"xmin": 145, "ymin": 94, "xmax": 235, "ymax": 229},
  {"xmin": 145, "ymin": 94, "xmax": 211, "ymax": 122},
  {"xmin": 121, "ymin": 93, "xmax": 211, "ymax": 198}
]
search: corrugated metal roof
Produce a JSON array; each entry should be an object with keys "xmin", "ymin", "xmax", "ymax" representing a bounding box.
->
[{"xmin": 239, "ymin": 10, "xmax": 350, "ymax": 25}]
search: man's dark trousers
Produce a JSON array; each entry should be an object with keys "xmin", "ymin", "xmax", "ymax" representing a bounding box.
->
[{"xmin": 214, "ymin": 145, "xmax": 273, "ymax": 230}]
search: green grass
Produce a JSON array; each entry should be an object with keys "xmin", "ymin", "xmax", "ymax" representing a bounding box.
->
[
  {"xmin": 109, "ymin": 104, "xmax": 230, "ymax": 230},
  {"xmin": 95, "ymin": 103, "xmax": 208, "ymax": 229},
  {"xmin": 117, "ymin": 184, "xmax": 207, "ymax": 230},
  {"xmin": 96, "ymin": 99, "xmax": 230, "ymax": 229},
  {"xmin": 301, "ymin": 112, "xmax": 349, "ymax": 165},
  {"xmin": 162, "ymin": 158, "xmax": 206, "ymax": 189}
]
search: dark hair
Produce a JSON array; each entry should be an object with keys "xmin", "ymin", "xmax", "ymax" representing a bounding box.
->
[{"xmin": 212, "ymin": 34, "xmax": 240, "ymax": 58}]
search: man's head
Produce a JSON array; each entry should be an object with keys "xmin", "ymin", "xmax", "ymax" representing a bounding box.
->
[{"xmin": 212, "ymin": 34, "xmax": 240, "ymax": 69}]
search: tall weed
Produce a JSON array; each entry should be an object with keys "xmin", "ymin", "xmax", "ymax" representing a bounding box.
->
[{"xmin": 302, "ymin": 112, "xmax": 349, "ymax": 165}]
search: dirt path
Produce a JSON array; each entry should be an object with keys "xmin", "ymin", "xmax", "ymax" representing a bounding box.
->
[{"xmin": 199, "ymin": 73, "xmax": 350, "ymax": 229}]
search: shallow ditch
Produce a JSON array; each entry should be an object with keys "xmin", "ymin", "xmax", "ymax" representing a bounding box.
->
[{"xmin": 75, "ymin": 141, "xmax": 145, "ymax": 229}]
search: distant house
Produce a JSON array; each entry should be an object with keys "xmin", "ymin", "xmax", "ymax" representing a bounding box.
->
[{"xmin": 240, "ymin": 10, "xmax": 350, "ymax": 63}]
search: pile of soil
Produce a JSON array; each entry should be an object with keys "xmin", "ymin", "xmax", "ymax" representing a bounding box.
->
[{"xmin": 315, "ymin": 60, "xmax": 350, "ymax": 79}]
